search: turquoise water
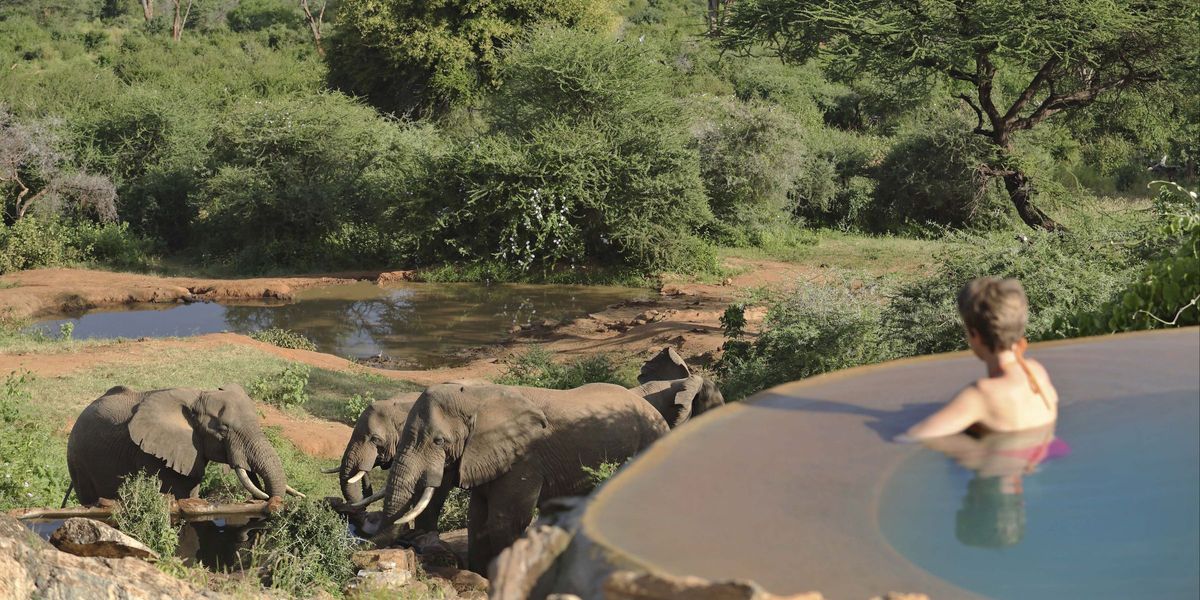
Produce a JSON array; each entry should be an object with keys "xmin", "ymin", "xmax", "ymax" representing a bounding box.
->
[
  {"xmin": 32, "ymin": 281, "xmax": 647, "ymax": 368},
  {"xmin": 879, "ymin": 392, "xmax": 1200, "ymax": 599}
]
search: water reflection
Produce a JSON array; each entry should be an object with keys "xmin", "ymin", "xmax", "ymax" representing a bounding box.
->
[
  {"xmin": 34, "ymin": 281, "xmax": 649, "ymax": 368},
  {"xmin": 921, "ymin": 425, "xmax": 1070, "ymax": 548}
]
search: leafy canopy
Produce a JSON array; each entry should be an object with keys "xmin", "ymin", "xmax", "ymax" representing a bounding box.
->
[{"xmin": 328, "ymin": 0, "xmax": 617, "ymax": 115}]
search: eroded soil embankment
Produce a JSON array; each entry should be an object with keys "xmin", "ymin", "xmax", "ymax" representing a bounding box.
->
[{"xmin": 0, "ymin": 267, "xmax": 396, "ymax": 320}]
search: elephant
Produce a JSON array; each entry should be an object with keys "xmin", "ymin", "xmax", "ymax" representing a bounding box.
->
[
  {"xmin": 323, "ymin": 392, "xmax": 451, "ymax": 532},
  {"xmin": 65, "ymin": 384, "xmax": 303, "ymax": 506},
  {"xmin": 630, "ymin": 347, "xmax": 725, "ymax": 428},
  {"xmin": 361, "ymin": 382, "xmax": 668, "ymax": 574}
]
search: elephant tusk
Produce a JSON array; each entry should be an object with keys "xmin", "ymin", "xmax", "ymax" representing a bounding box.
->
[
  {"xmin": 395, "ymin": 486, "xmax": 436, "ymax": 526},
  {"xmin": 320, "ymin": 466, "xmax": 340, "ymax": 474},
  {"xmin": 235, "ymin": 468, "xmax": 270, "ymax": 500},
  {"xmin": 347, "ymin": 490, "xmax": 385, "ymax": 509},
  {"xmin": 346, "ymin": 470, "xmax": 367, "ymax": 484},
  {"xmin": 285, "ymin": 485, "xmax": 306, "ymax": 498}
]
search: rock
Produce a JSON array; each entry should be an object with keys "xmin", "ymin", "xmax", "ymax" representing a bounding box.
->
[
  {"xmin": 426, "ymin": 564, "xmax": 489, "ymax": 593},
  {"xmin": 346, "ymin": 569, "xmax": 414, "ymax": 593},
  {"xmin": 604, "ymin": 570, "xmax": 824, "ymax": 600},
  {"xmin": 376, "ymin": 270, "xmax": 416, "ymax": 284},
  {"xmin": 413, "ymin": 531, "xmax": 462, "ymax": 568},
  {"xmin": 659, "ymin": 284, "xmax": 689, "ymax": 297},
  {"xmin": 1, "ymin": 514, "xmax": 222, "ymax": 599},
  {"xmin": 351, "ymin": 548, "xmax": 418, "ymax": 573},
  {"xmin": 49, "ymin": 518, "xmax": 159, "ymax": 561}
]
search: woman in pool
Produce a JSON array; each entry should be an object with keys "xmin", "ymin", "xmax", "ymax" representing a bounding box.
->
[{"xmin": 899, "ymin": 277, "xmax": 1059, "ymax": 441}]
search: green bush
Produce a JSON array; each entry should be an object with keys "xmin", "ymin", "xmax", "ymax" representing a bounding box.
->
[
  {"xmin": 438, "ymin": 487, "xmax": 470, "ymax": 531},
  {"xmin": 341, "ymin": 391, "xmax": 374, "ymax": 423},
  {"xmin": 496, "ymin": 346, "xmax": 634, "ymax": 389},
  {"xmin": 0, "ymin": 218, "xmax": 81, "ymax": 274},
  {"xmin": 873, "ymin": 108, "xmax": 1009, "ymax": 229},
  {"xmin": 411, "ymin": 27, "xmax": 716, "ymax": 275},
  {"xmin": 1065, "ymin": 184, "xmax": 1199, "ymax": 335},
  {"xmin": 249, "ymin": 364, "xmax": 312, "ymax": 410},
  {"xmin": 884, "ymin": 227, "xmax": 1138, "ymax": 355},
  {"xmin": 113, "ymin": 471, "xmax": 179, "ymax": 559},
  {"xmin": 582, "ymin": 460, "xmax": 623, "ymax": 486},
  {"xmin": 0, "ymin": 372, "xmax": 70, "ymax": 510},
  {"xmin": 251, "ymin": 498, "xmax": 360, "ymax": 597},
  {"xmin": 328, "ymin": 0, "xmax": 614, "ymax": 115},
  {"xmin": 250, "ymin": 328, "xmax": 318, "ymax": 352},
  {"xmin": 198, "ymin": 465, "xmax": 244, "ymax": 503},
  {"xmin": 718, "ymin": 281, "xmax": 897, "ymax": 401},
  {"xmin": 691, "ymin": 96, "xmax": 806, "ymax": 246},
  {"xmin": 227, "ymin": 0, "xmax": 302, "ymax": 32}
]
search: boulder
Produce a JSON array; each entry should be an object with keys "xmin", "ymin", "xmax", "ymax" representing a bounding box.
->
[
  {"xmin": 0, "ymin": 514, "xmax": 223, "ymax": 599},
  {"xmin": 426, "ymin": 564, "xmax": 489, "ymax": 594},
  {"xmin": 351, "ymin": 547, "xmax": 419, "ymax": 573},
  {"xmin": 49, "ymin": 517, "xmax": 159, "ymax": 561},
  {"xmin": 604, "ymin": 571, "xmax": 824, "ymax": 600}
]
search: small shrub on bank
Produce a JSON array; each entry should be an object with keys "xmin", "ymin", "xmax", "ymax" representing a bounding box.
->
[
  {"xmin": 582, "ymin": 460, "xmax": 623, "ymax": 487},
  {"xmin": 113, "ymin": 471, "xmax": 179, "ymax": 559},
  {"xmin": 718, "ymin": 281, "xmax": 897, "ymax": 401},
  {"xmin": 496, "ymin": 346, "xmax": 634, "ymax": 389},
  {"xmin": 0, "ymin": 371, "xmax": 69, "ymax": 509},
  {"xmin": 249, "ymin": 364, "xmax": 311, "ymax": 410},
  {"xmin": 250, "ymin": 328, "xmax": 317, "ymax": 352},
  {"xmin": 341, "ymin": 391, "xmax": 374, "ymax": 423},
  {"xmin": 250, "ymin": 498, "xmax": 360, "ymax": 597}
]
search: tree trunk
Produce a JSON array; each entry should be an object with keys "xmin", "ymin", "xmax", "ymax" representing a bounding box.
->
[
  {"xmin": 141, "ymin": 0, "xmax": 153, "ymax": 21},
  {"xmin": 1002, "ymin": 169, "xmax": 1063, "ymax": 231}
]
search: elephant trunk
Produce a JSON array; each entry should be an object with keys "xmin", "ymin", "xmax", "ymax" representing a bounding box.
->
[
  {"xmin": 379, "ymin": 449, "xmax": 443, "ymax": 531},
  {"xmin": 339, "ymin": 440, "xmax": 378, "ymax": 504},
  {"xmin": 240, "ymin": 434, "xmax": 288, "ymax": 499}
]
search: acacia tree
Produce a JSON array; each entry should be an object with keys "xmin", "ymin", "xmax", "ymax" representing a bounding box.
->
[
  {"xmin": 1, "ymin": 110, "xmax": 117, "ymax": 224},
  {"xmin": 170, "ymin": 0, "xmax": 195, "ymax": 41},
  {"xmin": 719, "ymin": 0, "xmax": 1199, "ymax": 230},
  {"xmin": 299, "ymin": 0, "xmax": 327, "ymax": 56}
]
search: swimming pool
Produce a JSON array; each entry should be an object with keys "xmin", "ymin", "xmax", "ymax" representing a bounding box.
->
[
  {"xmin": 560, "ymin": 329, "xmax": 1200, "ymax": 599},
  {"xmin": 881, "ymin": 392, "xmax": 1199, "ymax": 599}
]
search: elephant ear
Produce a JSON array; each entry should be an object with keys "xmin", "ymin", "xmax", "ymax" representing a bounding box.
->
[
  {"xmin": 637, "ymin": 347, "xmax": 691, "ymax": 385},
  {"xmin": 670, "ymin": 375, "xmax": 706, "ymax": 425},
  {"xmin": 128, "ymin": 389, "xmax": 202, "ymax": 477},
  {"xmin": 458, "ymin": 387, "xmax": 549, "ymax": 489}
]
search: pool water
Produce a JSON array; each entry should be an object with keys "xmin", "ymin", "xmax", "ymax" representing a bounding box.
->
[
  {"xmin": 879, "ymin": 391, "xmax": 1200, "ymax": 599},
  {"xmin": 27, "ymin": 517, "xmax": 268, "ymax": 571},
  {"xmin": 32, "ymin": 281, "xmax": 649, "ymax": 368}
]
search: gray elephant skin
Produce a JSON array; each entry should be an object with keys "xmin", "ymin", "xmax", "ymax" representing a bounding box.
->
[
  {"xmin": 368, "ymin": 382, "xmax": 668, "ymax": 574},
  {"xmin": 66, "ymin": 384, "xmax": 294, "ymax": 505},
  {"xmin": 333, "ymin": 392, "xmax": 450, "ymax": 532},
  {"xmin": 631, "ymin": 347, "xmax": 725, "ymax": 428}
]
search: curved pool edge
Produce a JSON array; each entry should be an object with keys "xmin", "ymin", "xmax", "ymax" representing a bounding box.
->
[{"xmin": 577, "ymin": 328, "xmax": 1200, "ymax": 598}]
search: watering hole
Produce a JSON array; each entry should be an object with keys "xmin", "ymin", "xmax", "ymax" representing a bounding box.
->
[
  {"xmin": 26, "ymin": 517, "xmax": 270, "ymax": 571},
  {"xmin": 32, "ymin": 281, "xmax": 650, "ymax": 368}
]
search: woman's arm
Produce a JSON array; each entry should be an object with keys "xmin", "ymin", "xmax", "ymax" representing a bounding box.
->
[{"xmin": 896, "ymin": 386, "xmax": 986, "ymax": 442}]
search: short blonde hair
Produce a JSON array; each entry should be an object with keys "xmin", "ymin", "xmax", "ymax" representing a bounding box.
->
[{"xmin": 957, "ymin": 277, "xmax": 1028, "ymax": 351}]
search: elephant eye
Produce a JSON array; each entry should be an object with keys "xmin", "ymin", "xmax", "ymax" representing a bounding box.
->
[{"xmin": 432, "ymin": 436, "xmax": 446, "ymax": 446}]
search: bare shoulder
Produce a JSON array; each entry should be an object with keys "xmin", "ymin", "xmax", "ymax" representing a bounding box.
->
[{"xmin": 953, "ymin": 381, "xmax": 989, "ymax": 405}]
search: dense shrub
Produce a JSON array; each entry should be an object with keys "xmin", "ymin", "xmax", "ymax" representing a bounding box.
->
[
  {"xmin": 496, "ymin": 346, "xmax": 634, "ymax": 389},
  {"xmin": 410, "ymin": 27, "xmax": 715, "ymax": 274},
  {"xmin": 718, "ymin": 281, "xmax": 897, "ymax": 401},
  {"xmin": 341, "ymin": 391, "xmax": 374, "ymax": 423},
  {"xmin": 227, "ymin": 0, "xmax": 302, "ymax": 32},
  {"xmin": 793, "ymin": 127, "xmax": 890, "ymax": 229},
  {"xmin": 113, "ymin": 471, "xmax": 179, "ymax": 559},
  {"xmin": 0, "ymin": 372, "xmax": 70, "ymax": 510},
  {"xmin": 691, "ymin": 96, "xmax": 805, "ymax": 245},
  {"xmin": 328, "ymin": 0, "xmax": 614, "ymax": 115},
  {"xmin": 0, "ymin": 218, "xmax": 82, "ymax": 274},
  {"xmin": 251, "ymin": 498, "xmax": 360, "ymax": 596},
  {"xmin": 873, "ymin": 109, "xmax": 1008, "ymax": 229},
  {"xmin": 1064, "ymin": 184, "xmax": 1199, "ymax": 335},
  {"xmin": 438, "ymin": 487, "xmax": 470, "ymax": 531},
  {"xmin": 883, "ymin": 228, "xmax": 1138, "ymax": 355},
  {"xmin": 196, "ymin": 94, "xmax": 418, "ymax": 269}
]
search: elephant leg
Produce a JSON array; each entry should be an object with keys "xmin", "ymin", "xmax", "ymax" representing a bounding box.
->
[
  {"xmin": 475, "ymin": 464, "xmax": 543, "ymax": 574},
  {"xmin": 467, "ymin": 488, "xmax": 491, "ymax": 573}
]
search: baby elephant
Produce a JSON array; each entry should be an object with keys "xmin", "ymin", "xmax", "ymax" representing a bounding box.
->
[
  {"xmin": 66, "ymin": 384, "xmax": 303, "ymax": 506},
  {"xmin": 631, "ymin": 347, "xmax": 725, "ymax": 428}
]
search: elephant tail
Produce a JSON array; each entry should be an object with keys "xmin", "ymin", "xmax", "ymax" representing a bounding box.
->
[{"xmin": 60, "ymin": 482, "xmax": 74, "ymax": 508}]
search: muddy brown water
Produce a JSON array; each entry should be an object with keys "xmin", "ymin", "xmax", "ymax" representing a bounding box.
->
[
  {"xmin": 32, "ymin": 281, "xmax": 650, "ymax": 368},
  {"xmin": 26, "ymin": 517, "xmax": 269, "ymax": 571}
]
